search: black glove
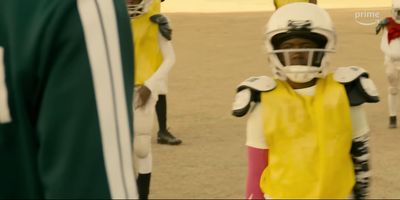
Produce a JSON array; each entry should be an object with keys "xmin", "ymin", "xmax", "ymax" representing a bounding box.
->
[{"xmin": 376, "ymin": 18, "xmax": 389, "ymax": 35}]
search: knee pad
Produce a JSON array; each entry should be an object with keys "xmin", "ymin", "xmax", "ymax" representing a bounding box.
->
[
  {"xmin": 134, "ymin": 152, "xmax": 152, "ymax": 174},
  {"xmin": 386, "ymin": 63, "xmax": 399, "ymax": 83},
  {"xmin": 134, "ymin": 135, "xmax": 151, "ymax": 158},
  {"xmin": 389, "ymin": 87, "xmax": 399, "ymax": 95},
  {"xmin": 387, "ymin": 72, "xmax": 399, "ymax": 85}
]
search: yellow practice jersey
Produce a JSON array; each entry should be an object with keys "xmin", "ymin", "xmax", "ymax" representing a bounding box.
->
[
  {"xmin": 131, "ymin": 0, "xmax": 162, "ymax": 85},
  {"xmin": 274, "ymin": 0, "xmax": 309, "ymax": 8},
  {"xmin": 259, "ymin": 74, "xmax": 355, "ymax": 198}
]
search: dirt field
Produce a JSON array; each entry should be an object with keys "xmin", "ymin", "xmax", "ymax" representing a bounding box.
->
[{"xmin": 149, "ymin": 8, "xmax": 400, "ymax": 199}]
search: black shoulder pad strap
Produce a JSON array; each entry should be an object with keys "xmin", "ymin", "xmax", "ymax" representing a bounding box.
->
[
  {"xmin": 150, "ymin": 14, "xmax": 172, "ymax": 41},
  {"xmin": 341, "ymin": 76, "xmax": 380, "ymax": 106}
]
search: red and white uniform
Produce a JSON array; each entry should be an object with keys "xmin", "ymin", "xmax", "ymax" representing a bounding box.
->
[{"xmin": 380, "ymin": 1, "xmax": 400, "ymax": 119}]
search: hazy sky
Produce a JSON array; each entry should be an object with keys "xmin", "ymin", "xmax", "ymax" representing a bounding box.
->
[{"xmin": 161, "ymin": 0, "xmax": 392, "ymax": 13}]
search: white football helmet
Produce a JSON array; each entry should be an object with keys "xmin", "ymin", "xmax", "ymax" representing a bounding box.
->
[
  {"xmin": 127, "ymin": 0, "xmax": 153, "ymax": 19},
  {"xmin": 393, "ymin": 0, "xmax": 400, "ymax": 22},
  {"xmin": 265, "ymin": 3, "xmax": 336, "ymax": 83}
]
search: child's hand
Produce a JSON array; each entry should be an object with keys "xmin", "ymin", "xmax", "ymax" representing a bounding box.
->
[{"xmin": 135, "ymin": 85, "xmax": 152, "ymax": 109}]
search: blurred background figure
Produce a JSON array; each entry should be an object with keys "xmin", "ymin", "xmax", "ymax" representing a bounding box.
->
[
  {"xmin": 274, "ymin": 0, "xmax": 317, "ymax": 9},
  {"xmin": 128, "ymin": 0, "xmax": 179, "ymax": 199},
  {"xmin": 376, "ymin": 0, "xmax": 400, "ymax": 128}
]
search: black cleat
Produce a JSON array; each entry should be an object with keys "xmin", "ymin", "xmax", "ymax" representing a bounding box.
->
[
  {"xmin": 157, "ymin": 129, "xmax": 182, "ymax": 145},
  {"xmin": 389, "ymin": 116, "xmax": 397, "ymax": 129}
]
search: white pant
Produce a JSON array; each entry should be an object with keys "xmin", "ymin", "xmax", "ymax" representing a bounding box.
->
[
  {"xmin": 132, "ymin": 87, "xmax": 158, "ymax": 174},
  {"xmin": 385, "ymin": 58, "xmax": 400, "ymax": 116}
]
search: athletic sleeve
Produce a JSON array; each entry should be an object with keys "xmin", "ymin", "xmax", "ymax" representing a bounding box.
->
[
  {"xmin": 350, "ymin": 106, "xmax": 370, "ymax": 139},
  {"xmin": 350, "ymin": 106, "xmax": 370, "ymax": 199},
  {"xmin": 246, "ymin": 147, "xmax": 268, "ymax": 200},
  {"xmin": 245, "ymin": 104, "xmax": 268, "ymax": 199},
  {"xmin": 144, "ymin": 31, "xmax": 175, "ymax": 95},
  {"xmin": 246, "ymin": 103, "xmax": 268, "ymax": 149}
]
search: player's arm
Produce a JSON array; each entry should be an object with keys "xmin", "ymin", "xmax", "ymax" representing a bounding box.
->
[
  {"xmin": 247, "ymin": 146, "xmax": 268, "ymax": 200},
  {"xmin": 232, "ymin": 76, "xmax": 276, "ymax": 199},
  {"xmin": 246, "ymin": 104, "xmax": 268, "ymax": 200},
  {"xmin": 334, "ymin": 66, "xmax": 378, "ymax": 199},
  {"xmin": 351, "ymin": 135, "xmax": 370, "ymax": 199},
  {"xmin": 349, "ymin": 106, "xmax": 370, "ymax": 200},
  {"xmin": 144, "ymin": 14, "xmax": 175, "ymax": 95},
  {"xmin": 376, "ymin": 17, "xmax": 389, "ymax": 35}
]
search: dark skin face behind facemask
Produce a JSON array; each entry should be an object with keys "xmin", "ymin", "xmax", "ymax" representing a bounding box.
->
[{"xmin": 276, "ymin": 37, "xmax": 319, "ymax": 89}]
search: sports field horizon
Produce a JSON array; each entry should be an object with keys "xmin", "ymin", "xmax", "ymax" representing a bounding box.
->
[{"xmin": 161, "ymin": 0, "xmax": 391, "ymax": 13}]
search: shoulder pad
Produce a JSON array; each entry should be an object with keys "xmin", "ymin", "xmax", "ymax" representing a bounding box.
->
[
  {"xmin": 232, "ymin": 89, "xmax": 252, "ymax": 117},
  {"xmin": 150, "ymin": 14, "xmax": 172, "ymax": 41},
  {"xmin": 360, "ymin": 77, "xmax": 379, "ymax": 98},
  {"xmin": 237, "ymin": 76, "xmax": 276, "ymax": 92},
  {"xmin": 232, "ymin": 76, "xmax": 276, "ymax": 117},
  {"xmin": 333, "ymin": 66, "xmax": 368, "ymax": 83},
  {"xmin": 334, "ymin": 67, "xmax": 379, "ymax": 106}
]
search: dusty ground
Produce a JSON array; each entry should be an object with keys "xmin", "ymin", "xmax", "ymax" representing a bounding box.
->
[{"xmin": 149, "ymin": 8, "xmax": 400, "ymax": 199}]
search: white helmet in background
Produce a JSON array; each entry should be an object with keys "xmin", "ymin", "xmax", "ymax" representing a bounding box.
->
[
  {"xmin": 127, "ymin": 0, "xmax": 153, "ymax": 19},
  {"xmin": 392, "ymin": 0, "xmax": 400, "ymax": 22},
  {"xmin": 265, "ymin": 3, "xmax": 336, "ymax": 83}
]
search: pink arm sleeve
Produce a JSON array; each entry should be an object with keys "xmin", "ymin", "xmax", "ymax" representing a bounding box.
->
[{"xmin": 246, "ymin": 147, "xmax": 268, "ymax": 200}]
